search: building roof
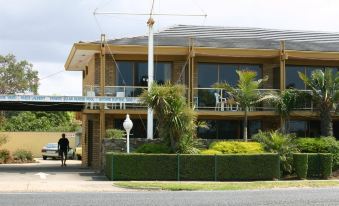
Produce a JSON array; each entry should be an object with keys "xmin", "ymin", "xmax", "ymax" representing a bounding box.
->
[{"xmin": 102, "ymin": 25, "xmax": 339, "ymax": 52}]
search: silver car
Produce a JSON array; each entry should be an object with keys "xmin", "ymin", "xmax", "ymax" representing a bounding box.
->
[{"xmin": 41, "ymin": 143, "xmax": 74, "ymax": 160}]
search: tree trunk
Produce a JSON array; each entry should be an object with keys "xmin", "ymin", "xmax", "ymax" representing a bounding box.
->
[
  {"xmin": 320, "ymin": 105, "xmax": 333, "ymax": 136},
  {"xmin": 280, "ymin": 116, "xmax": 286, "ymax": 134},
  {"xmin": 243, "ymin": 107, "xmax": 248, "ymax": 142}
]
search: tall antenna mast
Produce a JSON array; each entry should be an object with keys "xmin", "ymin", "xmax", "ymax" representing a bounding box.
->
[{"xmin": 94, "ymin": 1, "xmax": 207, "ymax": 140}]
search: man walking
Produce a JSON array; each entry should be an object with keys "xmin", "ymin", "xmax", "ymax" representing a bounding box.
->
[{"xmin": 58, "ymin": 133, "xmax": 69, "ymax": 167}]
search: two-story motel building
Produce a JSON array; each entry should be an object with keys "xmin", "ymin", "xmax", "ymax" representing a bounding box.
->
[{"xmin": 64, "ymin": 25, "xmax": 339, "ymax": 169}]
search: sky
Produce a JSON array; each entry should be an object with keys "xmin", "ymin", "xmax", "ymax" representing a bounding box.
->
[{"xmin": 1, "ymin": 0, "xmax": 339, "ymax": 96}]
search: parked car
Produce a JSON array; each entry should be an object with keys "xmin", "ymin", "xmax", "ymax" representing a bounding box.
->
[
  {"xmin": 74, "ymin": 143, "xmax": 82, "ymax": 160},
  {"xmin": 41, "ymin": 143, "xmax": 74, "ymax": 160}
]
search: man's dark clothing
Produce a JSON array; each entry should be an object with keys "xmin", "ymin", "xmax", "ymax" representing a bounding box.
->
[{"xmin": 58, "ymin": 137, "xmax": 69, "ymax": 154}]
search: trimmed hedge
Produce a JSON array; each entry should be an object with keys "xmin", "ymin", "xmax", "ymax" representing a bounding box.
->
[
  {"xmin": 105, "ymin": 153, "xmax": 280, "ymax": 181},
  {"xmin": 179, "ymin": 155, "xmax": 215, "ymax": 181},
  {"xmin": 293, "ymin": 154, "xmax": 308, "ymax": 179},
  {"xmin": 307, "ymin": 153, "xmax": 332, "ymax": 179},
  {"xmin": 293, "ymin": 153, "xmax": 332, "ymax": 179},
  {"xmin": 217, "ymin": 154, "xmax": 280, "ymax": 180}
]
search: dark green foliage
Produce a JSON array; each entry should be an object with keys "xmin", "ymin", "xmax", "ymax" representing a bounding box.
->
[
  {"xmin": 252, "ymin": 131, "xmax": 298, "ymax": 174},
  {"xmin": 135, "ymin": 143, "xmax": 171, "ymax": 154},
  {"xmin": 141, "ymin": 83, "xmax": 198, "ymax": 153},
  {"xmin": 307, "ymin": 153, "xmax": 332, "ymax": 179},
  {"xmin": 111, "ymin": 154, "xmax": 178, "ymax": 180},
  {"xmin": 1, "ymin": 111, "xmax": 79, "ymax": 132},
  {"xmin": 293, "ymin": 154, "xmax": 308, "ymax": 179},
  {"xmin": 105, "ymin": 153, "xmax": 280, "ymax": 181},
  {"xmin": 179, "ymin": 155, "xmax": 215, "ymax": 181},
  {"xmin": 0, "ymin": 149, "xmax": 10, "ymax": 163},
  {"xmin": 105, "ymin": 153, "xmax": 113, "ymax": 180},
  {"xmin": 13, "ymin": 149, "xmax": 33, "ymax": 161},
  {"xmin": 216, "ymin": 154, "xmax": 280, "ymax": 180},
  {"xmin": 296, "ymin": 137, "xmax": 339, "ymax": 168}
]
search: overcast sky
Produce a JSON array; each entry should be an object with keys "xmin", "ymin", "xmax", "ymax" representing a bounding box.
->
[{"xmin": 1, "ymin": 0, "xmax": 339, "ymax": 95}]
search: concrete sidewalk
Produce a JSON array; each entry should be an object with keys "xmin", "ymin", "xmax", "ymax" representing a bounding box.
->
[{"xmin": 0, "ymin": 158, "xmax": 130, "ymax": 192}]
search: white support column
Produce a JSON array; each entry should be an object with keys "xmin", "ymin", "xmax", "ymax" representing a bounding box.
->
[{"xmin": 147, "ymin": 17, "xmax": 155, "ymax": 139}]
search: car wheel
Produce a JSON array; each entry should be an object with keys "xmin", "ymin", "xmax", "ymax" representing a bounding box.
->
[{"xmin": 43, "ymin": 156, "xmax": 47, "ymax": 160}]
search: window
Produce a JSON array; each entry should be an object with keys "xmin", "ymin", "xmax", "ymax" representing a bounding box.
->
[
  {"xmin": 198, "ymin": 63, "xmax": 262, "ymax": 88},
  {"xmin": 197, "ymin": 119, "xmax": 261, "ymax": 139},
  {"xmin": 116, "ymin": 61, "xmax": 172, "ymax": 86},
  {"xmin": 286, "ymin": 66, "xmax": 339, "ymax": 89}
]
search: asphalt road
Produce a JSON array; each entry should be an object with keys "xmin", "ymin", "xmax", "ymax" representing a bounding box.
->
[{"xmin": 1, "ymin": 188, "xmax": 339, "ymax": 206}]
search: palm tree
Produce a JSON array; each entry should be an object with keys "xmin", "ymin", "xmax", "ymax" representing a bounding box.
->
[
  {"xmin": 298, "ymin": 68, "xmax": 339, "ymax": 136},
  {"xmin": 215, "ymin": 70, "xmax": 267, "ymax": 141},
  {"xmin": 141, "ymin": 82, "xmax": 198, "ymax": 153},
  {"xmin": 259, "ymin": 89, "xmax": 299, "ymax": 134}
]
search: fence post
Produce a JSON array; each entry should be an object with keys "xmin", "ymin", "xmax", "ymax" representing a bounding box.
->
[
  {"xmin": 177, "ymin": 154, "xmax": 180, "ymax": 181},
  {"xmin": 111, "ymin": 155, "xmax": 114, "ymax": 181},
  {"xmin": 214, "ymin": 154, "xmax": 217, "ymax": 181}
]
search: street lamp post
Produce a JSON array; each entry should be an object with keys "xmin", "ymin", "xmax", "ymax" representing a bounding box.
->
[{"xmin": 123, "ymin": 114, "xmax": 133, "ymax": 153}]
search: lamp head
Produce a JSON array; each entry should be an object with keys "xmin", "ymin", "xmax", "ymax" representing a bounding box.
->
[{"xmin": 123, "ymin": 114, "xmax": 133, "ymax": 132}]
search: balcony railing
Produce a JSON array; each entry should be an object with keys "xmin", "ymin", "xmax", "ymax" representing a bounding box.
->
[
  {"xmin": 82, "ymin": 85, "xmax": 315, "ymax": 112},
  {"xmin": 83, "ymin": 85, "xmax": 147, "ymax": 109},
  {"xmin": 193, "ymin": 88, "xmax": 314, "ymax": 112}
]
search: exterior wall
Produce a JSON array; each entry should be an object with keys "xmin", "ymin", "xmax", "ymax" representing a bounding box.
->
[{"xmin": 1, "ymin": 132, "xmax": 76, "ymax": 158}]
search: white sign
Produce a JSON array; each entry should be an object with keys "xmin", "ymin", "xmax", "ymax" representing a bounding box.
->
[{"xmin": 0, "ymin": 95, "xmax": 141, "ymax": 104}]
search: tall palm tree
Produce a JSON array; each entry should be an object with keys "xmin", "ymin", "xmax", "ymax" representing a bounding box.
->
[
  {"xmin": 141, "ymin": 82, "xmax": 198, "ymax": 152},
  {"xmin": 215, "ymin": 70, "xmax": 267, "ymax": 141},
  {"xmin": 298, "ymin": 68, "xmax": 339, "ymax": 136},
  {"xmin": 259, "ymin": 89, "xmax": 299, "ymax": 134}
]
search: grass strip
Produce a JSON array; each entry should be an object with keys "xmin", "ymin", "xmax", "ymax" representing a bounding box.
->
[{"xmin": 114, "ymin": 180, "xmax": 339, "ymax": 191}]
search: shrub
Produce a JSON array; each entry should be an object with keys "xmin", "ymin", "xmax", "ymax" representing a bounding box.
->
[
  {"xmin": 0, "ymin": 149, "xmax": 10, "ymax": 163},
  {"xmin": 111, "ymin": 154, "xmax": 178, "ymax": 180},
  {"xmin": 200, "ymin": 149, "xmax": 222, "ymax": 155},
  {"xmin": 252, "ymin": 131, "xmax": 298, "ymax": 174},
  {"xmin": 105, "ymin": 153, "xmax": 281, "ymax": 181},
  {"xmin": 216, "ymin": 154, "xmax": 280, "ymax": 180},
  {"xmin": 13, "ymin": 149, "xmax": 33, "ymax": 161},
  {"xmin": 135, "ymin": 143, "xmax": 171, "ymax": 154},
  {"xmin": 293, "ymin": 153, "xmax": 308, "ymax": 179},
  {"xmin": 296, "ymin": 137, "xmax": 339, "ymax": 169},
  {"xmin": 307, "ymin": 153, "xmax": 332, "ymax": 179},
  {"xmin": 179, "ymin": 155, "xmax": 215, "ymax": 181},
  {"xmin": 209, "ymin": 141, "xmax": 264, "ymax": 154},
  {"xmin": 106, "ymin": 129, "xmax": 125, "ymax": 139}
]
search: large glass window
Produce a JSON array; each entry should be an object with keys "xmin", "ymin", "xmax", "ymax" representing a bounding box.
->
[
  {"xmin": 116, "ymin": 61, "xmax": 172, "ymax": 86},
  {"xmin": 197, "ymin": 119, "xmax": 261, "ymax": 139},
  {"xmin": 286, "ymin": 66, "xmax": 338, "ymax": 89},
  {"xmin": 198, "ymin": 63, "xmax": 262, "ymax": 88}
]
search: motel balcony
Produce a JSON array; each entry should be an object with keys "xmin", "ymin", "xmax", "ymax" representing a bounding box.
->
[{"xmin": 83, "ymin": 85, "xmax": 315, "ymax": 112}]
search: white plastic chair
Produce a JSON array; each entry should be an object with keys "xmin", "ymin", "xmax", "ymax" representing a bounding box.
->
[
  {"xmin": 86, "ymin": 90, "xmax": 96, "ymax": 109},
  {"xmin": 214, "ymin": 93, "xmax": 226, "ymax": 111},
  {"xmin": 116, "ymin": 91, "xmax": 126, "ymax": 109}
]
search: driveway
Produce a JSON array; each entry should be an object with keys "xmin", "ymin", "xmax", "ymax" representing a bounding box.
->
[{"xmin": 0, "ymin": 158, "xmax": 129, "ymax": 192}]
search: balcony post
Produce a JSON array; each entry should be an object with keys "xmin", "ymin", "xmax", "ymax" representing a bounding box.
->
[
  {"xmin": 99, "ymin": 34, "xmax": 106, "ymax": 169},
  {"xmin": 280, "ymin": 40, "xmax": 287, "ymax": 131}
]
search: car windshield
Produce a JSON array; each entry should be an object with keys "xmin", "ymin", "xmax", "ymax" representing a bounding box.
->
[{"xmin": 46, "ymin": 143, "xmax": 58, "ymax": 148}]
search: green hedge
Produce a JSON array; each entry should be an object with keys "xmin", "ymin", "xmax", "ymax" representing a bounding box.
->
[
  {"xmin": 110, "ymin": 154, "xmax": 178, "ymax": 180},
  {"xmin": 179, "ymin": 155, "xmax": 215, "ymax": 181},
  {"xmin": 296, "ymin": 137, "xmax": 339, "ymax": 169},
  {"xmin": 106, "ymin": 153, "xmax": 280, "ymax": 181},
  {"xmin": 216, "ymin": 154, "xmax": 280, "ymax": 180},
  {"xmin": 307, "ymin": 153, "xmax": 332, "ymax": 179},
  {"xmin": 292, "ymin": 153, "xmax": 332, "ymax": 179},
  {"xmin": 293, "ymin": 154, "xmax": 308, "ymax": 179}
]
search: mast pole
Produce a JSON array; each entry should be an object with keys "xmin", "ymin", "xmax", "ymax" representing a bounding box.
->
[{"xmin": 147, "ymin": 17, "xmax": 155, "ymax": 139}]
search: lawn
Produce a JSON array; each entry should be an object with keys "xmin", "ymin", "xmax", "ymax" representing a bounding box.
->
[{"xmin": 114, "ymin": 180, "xmax": 339, "ymax": 191}]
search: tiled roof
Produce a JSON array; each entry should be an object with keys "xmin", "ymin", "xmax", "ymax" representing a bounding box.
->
[{"xmin": 101, "ymin": 25, "xmax": 339, "ymax": 52}]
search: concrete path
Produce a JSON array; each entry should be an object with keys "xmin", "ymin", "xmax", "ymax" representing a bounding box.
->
[{"xmin": 0, "ymin": 158, "xmax": 130, "ymax": 192}]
